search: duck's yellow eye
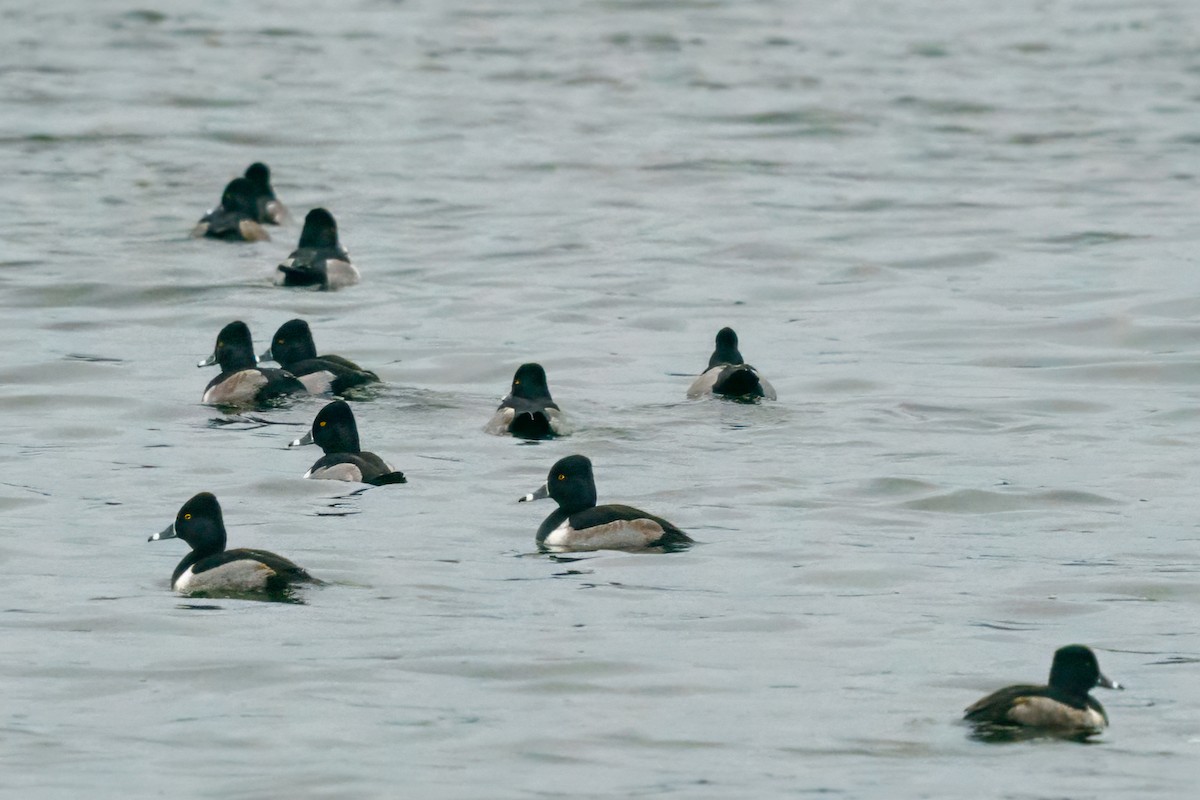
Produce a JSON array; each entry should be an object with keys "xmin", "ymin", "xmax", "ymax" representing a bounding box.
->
[
  {"xmin": 557, "ymin": 473, "xmax": 565, "ymax": 481},
  {"xmin": 184, "ymin": 513, "xmax": 191, "ymax": 520},
  {"xmin": 217, "ymin": 341, "xmax": 223, "ymax": 348},
  {"xmin": 514, "ymin": 379, "xmax": 521, "ymax": 385},
  {"xmin": 319, "ymin": 421, "xmax": 326, "ymax": 427},
  {"xmin": 277, "ymin": 339, "xmax": 284, "ymax": 344}
]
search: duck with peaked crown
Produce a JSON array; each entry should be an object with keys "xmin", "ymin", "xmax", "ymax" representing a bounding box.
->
[
  {"xmin": 290, "ymin": 400, "xmax": 406, "ymax": 485},
  {"xmin": 192, "ymin": 177, "xmax": 271, "ymax": 242},
  {"xmin": 964, "ymin": 644, "xmax": 1123, "ymax": 737},
  {"xmin": 687, "ymin": 327, "xmax": 776, "ymax": 401},
  {"xmin": 198, "ymin": 320, "xmax": 307, "ymax": 407},
  {"xmin": 275, "ymin": 208, "xmax": 359, "ymax": 290},
  {"xmin": 519, "ymin": 454, "xmax": 692, "ymax": 552},
  {"xmin": 485, "ymin": 363, "xmax": 568, "ymax": 439},
  {"xmin": 259, "ymin": 319, "xmax": 379, "ymax": 395},
  {"xmin": 242, "ymin": 162, "xmax": 287, "ymax": 224},
  {"xmin": 149, "ymin": 492, "xmax": 320, "ymax": 596}
]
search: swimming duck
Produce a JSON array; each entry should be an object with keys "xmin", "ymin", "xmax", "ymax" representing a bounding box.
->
[
  {"xmin": 259, "ymin": 319, "xmax": 379, "ymax": 395},
  {"xmin": 485, "ymin": 363, "xmax": 567, "ymax": 439},
  {"xmin": 519, "ymin": 454, "xmax": 692, "ymax": 552},
  {"xmin": 290, "ymin": 400, "xmax": 406, "ymax": 485},
  {"xmin": 148, "ymin": 492, "xmax": 320, "ymax": 596},
  {"xmin": 687, "ymin": 327, "xmax": 776, "ymax": 401},
  {"xmin": 242, "ymin": 162, "xmax": 287, "ymax": 224},
  {"xmin": 274, "ymin": 208, "xmax": 359, "ymax": 290},
  {"xmin": 192, "ymin": 177, "xmax": 271, "ymax": 242},
  {"xmin": 199, "ymin": 320, "xmax": 307, "ymax": 406},
  {"xmin": 964, "ymin": 644, "xmax": 1122, "ymax": 737}
]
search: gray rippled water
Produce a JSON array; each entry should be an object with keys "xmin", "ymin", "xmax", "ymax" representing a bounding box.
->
[{"xmin": 2, "ymin": 0, "xmax": 1199, "ymax": 797}]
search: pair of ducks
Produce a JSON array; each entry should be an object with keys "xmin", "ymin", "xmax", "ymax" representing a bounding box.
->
[
  {"xmin": 151, "ymin": 453, "xmax": 685, "ymax": 592},
  {"xmin": 192, "ymin": 163, "xmax": 359, "ymax": 290},
  {"xmin": 485, "ymin": 327, "xmax": 776, "ymax": 440},
  {"xmin": 200, "ymin": 319, "xmax": 378, "ymax": 406}
]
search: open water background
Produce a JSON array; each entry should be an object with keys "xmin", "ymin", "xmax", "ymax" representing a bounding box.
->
[{"xmin": 2, "ymin": 0, "xmax": 1199, "ymax": 797}]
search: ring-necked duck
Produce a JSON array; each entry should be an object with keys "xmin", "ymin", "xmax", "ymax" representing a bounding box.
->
[
  {"xmin": 964, "ymin": 644, "xmax": 1122, "ymax": 737},
  {"xmin": 148, "ymin": 492, "xmax": 320, "ymax": 596},
  {"xmin": 290, "ymin": 400, "xmax": 406, "ymax": 485},
  {"xmin": 485, "ymin": 363, "xmax": 568, "ymax": 439},
  {"xmin": 242, "ymin": 162, "xmax": 287, "ymax": 224},
  {"xmin": 519, "ymin": 454, "xmax": 692, "ymax": 552},
  {"xmin": 199, "ymin": 320, "xmax": 307, "ymax": 407},
  {"xmin": 259, "ymin": 319, "xmax": 379, "ymax": 395},
  {"xmin": 192, "ymin": 177, "xmax": 271, "ymax": 242},
  {"xmin": 687, "ymin": 327, "xmax": 776, "ymax": 401},
  {"xmin": 274, "ymin": 208, "xmax": 360, "ymax": 290}
]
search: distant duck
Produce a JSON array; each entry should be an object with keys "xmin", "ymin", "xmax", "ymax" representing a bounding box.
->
[
  {"xmin": 485, "ymin": 363, "xmax": 568, "ymax": 439},
  {"xmin": 964, "ymin": 644, "xmax": 1122, "ymax": 737},
  {"xmin": 198, "ymin": 320, "xmax": 307, "ymax": 407},
  {"xmin": 290, "ymin": 400, "xmax": 406, "ymax": 485},
  {"xmin": 148, "ymin": 492, "xmax": 320, "ymax": 596},
  {"xmin": 687, "ymin": 327, "xmax": 776, "ymax": 401},
  {"xmin": 274, "ymin": 208, "xmax": 359, "ymax": 290},
  {"xmin": 192, "ymin": 177, "xmax": 271, "ymax": 242},
  {"xmin": 519, "ymin": 454, "xmax": 692, "ymax": 552},
  {"xmin": 259, "ymin": 319, "xmax": 379, "ymax": 395},
  {"xmin": 242, "ymin": 162, "xmax": 287, "ymax": 224}
]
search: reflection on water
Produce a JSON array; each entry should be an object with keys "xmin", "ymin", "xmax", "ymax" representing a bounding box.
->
[
  {"xmin": 174, "ymin": 588, "xmax": 311, "ymax": 606},
  {"xmin": 965, "ymin": 722, "xmax": 1103, "ymax": 746}
]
